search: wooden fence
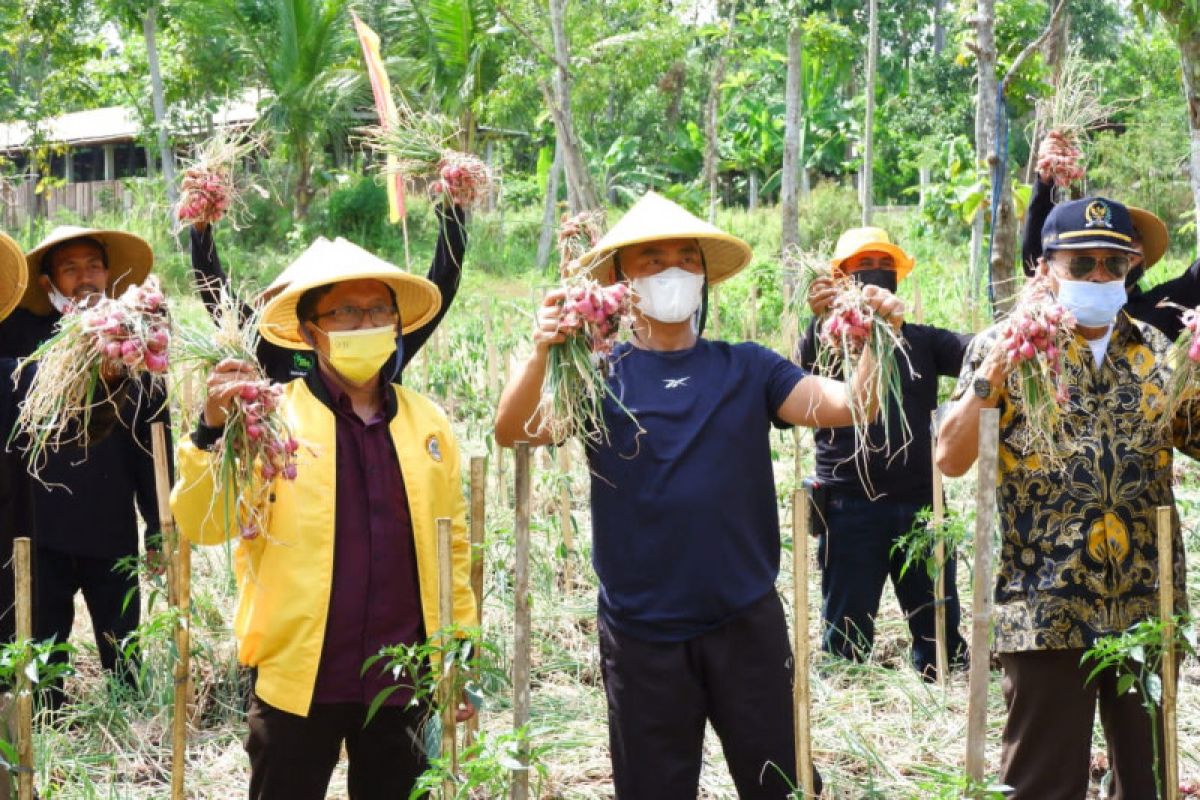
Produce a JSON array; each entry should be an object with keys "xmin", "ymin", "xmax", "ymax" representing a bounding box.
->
[{"xmin": 1, "ymin": 179, "xmax": 135, "ymax": 228}]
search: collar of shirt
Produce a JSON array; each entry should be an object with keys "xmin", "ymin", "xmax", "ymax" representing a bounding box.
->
[{"xmin": 307, "ymin": 366, "xmax": 397, "ymax": 426}]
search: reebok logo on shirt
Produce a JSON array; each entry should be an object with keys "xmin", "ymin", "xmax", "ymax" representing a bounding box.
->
[{"xmin": 663, "ymin": 376, "xmax": 691, "ymax": 389}]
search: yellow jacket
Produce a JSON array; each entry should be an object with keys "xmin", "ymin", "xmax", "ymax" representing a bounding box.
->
[{"xmin": 170, "ymin": 378, "xmax": 477, "ymax": 717}]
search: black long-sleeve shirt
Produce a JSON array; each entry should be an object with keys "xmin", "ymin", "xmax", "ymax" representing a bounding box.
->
[
  {"xmin": 1021, "ymin": 175, "xmax": 1200, "ymax": 340},
  {"xmin": 189, "ymin": 203, "xmax": 468, "ymax": 382},
  {"xmin": 0, "ymin": 309, "xmax": 167, "ymax": 559},
  {"xmin": 798, "ymin": 317, "xmax": 971, "ymax": 503}
]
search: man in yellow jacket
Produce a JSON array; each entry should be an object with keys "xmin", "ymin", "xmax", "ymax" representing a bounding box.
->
[{"xmin": 171, "ymin": 237, "xmax": 477, "ymax": 800}]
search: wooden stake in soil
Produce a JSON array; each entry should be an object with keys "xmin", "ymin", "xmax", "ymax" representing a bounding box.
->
[
  {"xmin": 437, "ymin": 517, "xmax": 458, "ymax": 792},
  {"xmin": 1157, "ymin": 504, "xmax": 1178, "ymax": 798},
  {"xmin": 557, "ymin": 445, "xmax": 573, "ymax": 589},
  {"xmin": 511, "ymin": 442, "xmax": 532, "ymax": 800},
  {"xmin": 152, "ymin": 422, "xmax": 190, "ymax": 800},
  {"xmin": 792, "ymin": 489, "xmax": 815, "ymax": 799},
  {"xmin": 931, "ymin": 411, "xmax": 949, "ymax": 688},
  {"xmin": 465, "ymin": 455, "xmax": 487, "ymax": 750},
  {"xmin": 13, "ymin": 537, "xmax": 32, "ymax": 800},
  {"xmin": 966, "ymin": 408, "xmax": 999, "ymax": 783}
]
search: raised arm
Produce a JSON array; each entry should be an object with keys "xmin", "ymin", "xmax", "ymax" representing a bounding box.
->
[
  {"xmin": 189, "ymin": 222, "xmax": 253, "ymax": 326},
  {"xmin": 401, "ymin": 203, "xmax": 467, "ymax": 368},
  {"xmin": 935, "ymin": 334, "xmax": 1010, "ymax": 477}
]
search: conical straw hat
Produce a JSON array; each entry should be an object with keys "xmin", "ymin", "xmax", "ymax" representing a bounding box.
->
[
  {"xmin": 576, "ymin": 191, "xmax": 753, "ymax": 285},
  {"xmin": 23, "ymin": 226, "xmax": 154, "ymax": 315},
  {"xmin": 259, "ymin": 236, "xmax": 441, "ymax": 350},
  {"xmin": 0, "ymin": 232, "xmax": 29, "ymax": 322},
  {"xmin": 1127, "ymin": 207, "xmax": 1168, "ymax": 271}
]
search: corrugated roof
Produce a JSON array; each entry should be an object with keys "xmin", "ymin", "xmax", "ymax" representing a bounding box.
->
[{"xmin": 0, "ymin": 89, "xmax": 265, "ymax": 151}]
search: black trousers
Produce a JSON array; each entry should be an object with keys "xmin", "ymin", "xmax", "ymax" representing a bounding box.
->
[
  {"xmin": 818, "ymin": 491, "xmax": 968, "ymax": 679},
  {"xmin": 246, "ymin": 692, "xmax": 428, "ymax": 800},
  {"xmin": 599, "ymin": 591, "xmax": 821, "ymax": 799},
  {"xmin": 999, "ymin": 649, "xmax": 1165, "ymax": 800},
  {"xmin": 34, "ymin": 547, "xmax": 141, "ymax": 705}
]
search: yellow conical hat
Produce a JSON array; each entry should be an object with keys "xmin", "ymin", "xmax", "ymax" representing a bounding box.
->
[
  {"xmin": 259, "ymin": 236, "xmax": 441, "ymax": 350},
  {"xmin": 0, "ymin": 232, "xmax": 28, "ymax": 322},
  {"xmin": 576, "ymin": 191, "xmax": 753, "ymax": 285}
]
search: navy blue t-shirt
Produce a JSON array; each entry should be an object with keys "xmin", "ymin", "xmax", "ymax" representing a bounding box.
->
[{"xmin": 587, "ymin": 339, "xmax": 807, "ymax": 642}]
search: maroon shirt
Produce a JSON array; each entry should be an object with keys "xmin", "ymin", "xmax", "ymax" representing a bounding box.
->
[{"xmin": 310, "ymin": 369, "xmax": 425, "ymax": 707}]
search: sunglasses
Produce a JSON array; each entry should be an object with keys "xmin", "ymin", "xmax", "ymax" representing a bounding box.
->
[{"xmin": 1054, "ymin": 254, "xmax": 1133, "ymax": 280}]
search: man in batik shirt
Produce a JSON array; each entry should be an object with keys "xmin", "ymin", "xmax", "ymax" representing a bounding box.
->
[{"xmin": 937, "ymin": 197, "xmax": 1200, "ymax": 798}]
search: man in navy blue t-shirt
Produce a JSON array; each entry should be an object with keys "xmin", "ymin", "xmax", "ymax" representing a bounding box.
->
[{"xmin": 495, "ymin": 192, "xmax": 905, "ymax": 799}]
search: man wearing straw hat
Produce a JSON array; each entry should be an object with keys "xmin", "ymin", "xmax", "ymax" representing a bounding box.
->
[
  {"xmin": 0, "ymin": 226, "xmax": 168, "ymax": 707},
  {"xmin": 187, "ymin": 200, "xmax": 468, "ymax": 382},
  {"xmin": 495, "ymin": 191, "xmax": 905, "ymax": 798},
  {"xmin": 171, "ymin": 236, "xmax": 476, "ymax": 799},
  {"xmin": 799, "ymin": 226, "xmax": 970, "ymax": 681},
  {"xmin": 938, "ymin": 197, "xmax": 1200, "ymax": 797}
]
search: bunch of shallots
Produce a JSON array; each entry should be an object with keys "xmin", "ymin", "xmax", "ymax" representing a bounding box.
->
[
  {"xmin": 535, "ymin": 278, "xmax": 641, "ymax": 444},
  {"xmin": 1037, "ymin": 130, "xmax": 1085, "ymax": 189},
  {"xmin": 1159, "ymin": 302, "xmax": 1200, "ymax": 426},
  {"xmin": 13, "ymin": 276, "xmax": 172, "ymax": 479},
  {"xmin": 557, "ymin": 210, "xmax": 606, "ymax": 277},
  {"xmin": 427, "ymin": 151, "xmax": 492, "ymax": 207},
  {"xmin": 811, "ymin": 276, "xmax": 913, "ymax": 492},
  {"xmin": 176, "ymin": 164, "xmax": 233, "ymax": 226},
  {"xmin": 366, "ymin": 111, "xmax": 494, "ymax": 209},
  {"xmin": 219, "ymin": 379, "xmax": 299, "ymax": 541},
  {"xmin": 174, "ymin": 131, "xmax": 257, "ymax": 229},
  {"xmin": 173, "ymin": 290, "xmax": 300, "ymax": 541},
  {"xmin": 995, "ymin": 279, "xmax": 1077, "ymax": 459}
]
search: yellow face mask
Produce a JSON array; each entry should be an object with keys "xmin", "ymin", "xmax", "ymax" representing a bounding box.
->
[{"xmin": 323, "ymin": 325, "xmax": 397, "ymax": 385}]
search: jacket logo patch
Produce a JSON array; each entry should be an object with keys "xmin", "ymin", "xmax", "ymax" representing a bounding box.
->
[{"xmin": 426, "ymin": 434, "xmax": 443, "ymax": 462}]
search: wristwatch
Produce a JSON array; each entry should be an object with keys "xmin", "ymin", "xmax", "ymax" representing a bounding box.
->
[{"xmin": 973, "ymin": 376, "xmax": 998, "ymax": 401}]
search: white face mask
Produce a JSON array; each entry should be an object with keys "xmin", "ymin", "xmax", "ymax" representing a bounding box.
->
[
  {"xmin": 630, "ymin": 267, "xmax": 705, "ymax": 323},
  {"xmin": 1056, "ymin": 278, "xmax": 1127, "ymax": 327},
  {"xmin": 47, "ymin": 282, "xmax": 76, "ymax": 314}
]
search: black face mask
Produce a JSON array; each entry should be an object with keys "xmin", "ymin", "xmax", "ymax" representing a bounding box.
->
[{"xmin": 851, "ymin": 269, "xmax": 897, "ymax": 293}]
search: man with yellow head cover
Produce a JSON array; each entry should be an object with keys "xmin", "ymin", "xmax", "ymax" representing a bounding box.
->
[
  {"xmin": 170, "ymin": 237, "xmax": 476, "ymax": 799},
  {"xmin": 495, "ymin": 192, "xmax": 907, "ymax": 798},
  {"xmin": 799, "ymin": 227, "xmax": 970, "ymax": 681}
]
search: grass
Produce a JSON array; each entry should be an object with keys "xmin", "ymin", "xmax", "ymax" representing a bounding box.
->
[{"xmin": 15, "ymin": 198, "xmax": 1200, "ymax": 798}]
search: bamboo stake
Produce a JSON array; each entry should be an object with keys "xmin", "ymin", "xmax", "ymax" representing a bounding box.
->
[
  {"xmin": 966, "ymin": 408, "xmax": 999, "ymax": 783},
  {"xmin": 437, "ymin": 517, "xmax": 458, "ymax": 792},
  {"xmin": 1157, "ymin": 504, "xmax": 1178, "ymax": 799},
  {"xmin": 792, "ymin": 490, "xmax": 814, "ymax": 798},
  {"xmin": 932, "ymin": 411, "xmax": 949, "ymax": 688},
  {"xmin": 557, "ymin": 445, "xmax": 573, "ymax": 590},
  {"xmin": 748, "ymin": 286, "xmax": 759, "ymax": 340},
  {"xmin": 13, "ymin": 538, "xmax": 32, "ymax": 800},
  {"xmin": 511, "ymin": 442, "xmax": 532, "ymax": 800},
  {"xmin": 152, "ymin": 422, "xmax": 190, "ymax": 800},
  {"xmin": 465, "ymin": 456, "xmax": 487, "ymax": 750}
]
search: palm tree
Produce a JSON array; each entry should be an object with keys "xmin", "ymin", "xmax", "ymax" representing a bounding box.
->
[{"xmin": 218, "ymin": 0, "xmax": 360, "ymax": 218}]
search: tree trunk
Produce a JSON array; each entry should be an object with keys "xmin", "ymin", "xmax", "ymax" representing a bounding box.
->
[
  {"xmin": 704, "ymin": 3, "xmax": 738, "ymax": 223},
  {"xmin": 862, "ymin": 0, "xmax": 879, "ymax": 226},
  {"xmin": 747, "ymin": 172, "xmax": 759, "ymax": 212},
  {"xmin": 933, "ymin": 0, "xmax": 947, "ymax": 56},
  {"xmin": 143, "ymin": 4, "xmax": 177, "ymax": 215},
  {"xmin": 547, "ymin": 0, "xmax": 600, "ymax": 214},
  {"xmin": 536, "ymin": 140, "xmax": 564, "ymax": 273},
  {"xmin": 1180, "ymin": 35, "xmax": 1200, "ymax": 254},
  {"xmin": 781, "ymin": 25, "xmax": 802, "ymax": 259},
  {"xmin": 971, "ymin": 0, "xmax": 998, "ymax": 323}
]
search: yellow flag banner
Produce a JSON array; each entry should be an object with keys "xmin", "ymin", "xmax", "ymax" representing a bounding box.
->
[{"xmin": 351, "ymin": 12, "xmax": 404, "ymax": 222}]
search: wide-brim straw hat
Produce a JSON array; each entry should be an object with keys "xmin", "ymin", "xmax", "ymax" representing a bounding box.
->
[
  {"xmin": 0, "ymin": 233, "xmax": 28, "ymax": 323},
  {"xmin": 22, "ymin": 226, "xmax": 154, "ymax": 316},
  {"xmin": 829, "ymin": 227, "xmax": 914, "ymax": 280},
  {"xmin": 259, "ymin": 236, "xmax": 442, "ymax": 350},
  {"xmin": 576, "ymin": 191, "xmax": 753, "ymax": 285},
  {"xmin": 1128, "ymin": 207, "xmax": 1168, "ymax": 271}
]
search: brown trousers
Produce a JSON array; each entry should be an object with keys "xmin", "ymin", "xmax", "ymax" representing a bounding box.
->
[
  {"xmin": 999, "ymin": 649, "xmax": 1166, "ymax": 800},
  {"xmin": 246, "ymin": 692, "xmax": 428, "ymax": 800}
]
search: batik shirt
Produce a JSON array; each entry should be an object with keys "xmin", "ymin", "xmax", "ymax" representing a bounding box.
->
[{"xmin": 952, "ymin": 311, "xmax": 1200, "ymax": 653}]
